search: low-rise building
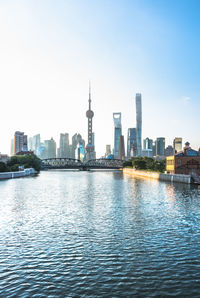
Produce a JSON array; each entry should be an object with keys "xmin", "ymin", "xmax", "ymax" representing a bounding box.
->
[
  {"xmin": 0, "ymin": 154, "xmax": 9, "ymax": 163},
  {"xmin": 166, "ymin": 142, "xmax": 200, "ymax": 176}
]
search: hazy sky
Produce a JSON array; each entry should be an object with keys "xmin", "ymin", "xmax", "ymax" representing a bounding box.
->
[{"xmin": 0, "ymin": 0, "xmax": 200, "ymax": 156}]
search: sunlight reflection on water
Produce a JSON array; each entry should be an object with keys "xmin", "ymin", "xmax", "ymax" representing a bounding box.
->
[{"xmin": 0, "ymin": 171, "xmax": 200, "ymax": 297}]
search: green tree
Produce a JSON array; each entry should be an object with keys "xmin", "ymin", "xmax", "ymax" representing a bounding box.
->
[
  {"xmin": 7, "ymin": 154, "xmax": 41, "ymax": 172},
  {"xmin": 132, "ymin": 157, "xmax": 147, "ymax": 170},
  {"xmin": 10, "ymin": 164, "xmax": 20, "ymax": 172},
  {"xmin": 0, "ymin": 162, "xmax": 10, "ymax": 172},
  {"xmin": 124, "ymin": 156, "xmax": 166, "ymax": 173},
  {"xmin": 123, "ymin": 160, "xmax": 133, "ymax": 167}
]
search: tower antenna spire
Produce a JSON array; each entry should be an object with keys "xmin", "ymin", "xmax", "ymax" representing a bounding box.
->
[{"xmin": 89, "ymin": 81, "xmax": 91, "ymax": 109}]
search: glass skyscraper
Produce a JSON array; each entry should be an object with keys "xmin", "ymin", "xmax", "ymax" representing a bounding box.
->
[
  {"xmin": 156, "ymin": 137, "xmax": 165, "ymax": 156},
  {"xmin": 127, "ymin": 128, "xmax": 137, "ymax": 158},
  {"xmin": 173, "ymin": 137, "xmax": 182, "ymax": 153},
  {"xmin": 113, "ymin": 113, "xmax": 122, "ymax": 159},
  {"xmin": 143, "ymin": 137, "xmax": 153, "ymax": 150},
  {"xmin": 57, "ymin": 133, "xmax": 70, "ymax": 158},
  {"xmin": 136, "ymin": 93, "xmax": 142, "ymax": 156}
]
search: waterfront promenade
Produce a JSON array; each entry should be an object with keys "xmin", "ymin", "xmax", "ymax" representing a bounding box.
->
[
  {"xmin": 0, "ymin": 168, "xmax": 36, "ymax": 180},
  {"xmin": 0, "ymin": 171, "xmax": 200, "ymax": 297}
]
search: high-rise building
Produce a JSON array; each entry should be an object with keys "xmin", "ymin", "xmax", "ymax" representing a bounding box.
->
[
  {"xmin": 143, "ymin": 137, "xmax": 153, "ymax": 150},
  {"xmin": 32, "ymin": 134, "xmax": 41, "ymax": 155},
  {"xmin": 28, "ymin": 137, "xmax": 33, "ymax": 151},
  {"xmin": 105, "ymin": 145, "xmax": 111, "ymax": 157},
  {"xmin": 113, "ymin": 113, "xmax": 122, "ymax": 158},
  {"xmin": 92, "ymin": 133, "xmax": 95, "ymax": 147},
  {"xmin": 70, "ymin": 133, "xmax": 85, "ymax": 159},
  {"xmin": 44, "ymin": 138, "xmax": 56, "ymax": 159},
  {"xmin": 156, "ymin": 137, "xmax": 165, "ymax": 156},
  {"xmin": 118, "ymin": 135, "xmax": 125, "ymax": 160},
  {"xmin": 77, "ymin": 143, "xmax": 85, "ymax": 161},
  {"xmin": 85, "ymin": 83, "xmax": 96, "ymax": 161},
  {"xmin": 57, "ymin": 133, "xmax": 70, "ymax": 158},
  {"xmin": 13, "ymin": 131, "xmax": 28, "ymax": 154},
  {"xmin": 136, "ymin": 93, "xmax": 142, "ymax": 156},
  {"xmin": 165, "ymin": 145, "xmax": 174, "ymax": 157},
  {"xmin": 70, "ymin": 135, "xmax": 77, "ymax": 159},
  {"xmin": 69, "ymin": 144, "xmax": 74, "ymax": 159},
  {"xmin": 28, "ymin": 134, "xmax": 41, "ymax": 156},
  {"xmin": 127, "ymin": 128, "xmax": 137, "ymax": 158},
  {"xmin": 142, "ymin": 149, "xmax": 153, "ymax": 158},
  {"xmin": 37, "ymin": 143, "xmax": 46, "ymax": 159},
  {"xmin": 173, "ymin": 137, "xmax": 182, "ymax": 153},
  {"xmin": 10, "ymin": 139, "xmax": 14, "ymax": 156},
  {"xmin": 152, "ymin": 141, "xmax": 156, "ymax": 156}
]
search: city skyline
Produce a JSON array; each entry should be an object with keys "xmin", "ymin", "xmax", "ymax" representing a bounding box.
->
[
  {"xmin": 0, "ymin": 0, "xmax": 199, "ymax": 155},
  {"xmin": 6, "ymin": 88, "xmax": 198, "ymax": 159}
]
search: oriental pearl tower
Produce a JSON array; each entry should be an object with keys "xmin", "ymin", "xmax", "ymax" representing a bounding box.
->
[{"xmin": 85, "ymin": 82, "xmax": 96, "ymax": 161}]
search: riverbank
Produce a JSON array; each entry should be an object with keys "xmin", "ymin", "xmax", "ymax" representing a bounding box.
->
[
  {"xmin": 0, "ymin": 168, "xmax": 36, "ymax": 180},
  {"xmin": 123, "ymin": 168, "xmax": 191, "ymax": 184}
]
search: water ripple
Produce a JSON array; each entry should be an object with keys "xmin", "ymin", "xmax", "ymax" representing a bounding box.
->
[{"xmin": 0, "ymin": 171, "xmax": 200, "ymax": 297}]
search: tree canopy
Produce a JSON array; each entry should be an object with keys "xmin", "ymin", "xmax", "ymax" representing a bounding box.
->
[
  {"xmin": 0, "ymin": 162, "xmax": 10, "ymax": 172},
  {"xmin": 0, "ymin": 154, "xmax": 41, "ymax": 172},
  {"xmin": 124, "ymin": 156, "xmax": 166, "ymax": 173}
]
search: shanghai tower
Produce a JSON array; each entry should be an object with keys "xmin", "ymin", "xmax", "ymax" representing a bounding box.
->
[{"xmin": 136, "ymin": 93, "xmax": 142, "ymax": 156}]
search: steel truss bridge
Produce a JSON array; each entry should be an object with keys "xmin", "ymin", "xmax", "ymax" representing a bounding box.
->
[{"xmin": 41, "ymin": 158, "xmax": 123, "ymax": 170}]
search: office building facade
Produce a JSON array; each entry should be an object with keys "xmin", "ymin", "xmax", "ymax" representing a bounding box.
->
[
  {"xmin": 118, "ymin": 135, "xmax": 125, "ymax": 160},
  {"xmin": 142, "ymin": 149, "xmax": 153, "ymax": 158},
  {"xmin": 165, "ymin": 145, "xmax": 174, "ymax": 157},
  {"xmin": 13, "ymin": 131, "xmax": 28, "ymax": 154},
  {"xmin": 113, "ymin": 113, "xmax": 122, "ymax": 159},
  {"xmin": 70, "ymin": 133, "xmax": 85, "ymax": 159},
  {"xmin": 136, "ymin": 93, "xmax": 142, "ymax": 156},
  {"xmin": 105, "ymin": 145, "xmax": 111, "ymax": 157},
  {"xmin": 156, "ymin": 137, "xmax": 165, "ymax": 156},
  {"xmin": 143, "ymin": 137, "xmax": 153, "ymax": 150},
  {"xmin": 57, "ymin": 133, "xmax": 70, "ymax": 158},
  {"xmin": 173, "ymin": 137, "xmax": 182, "ymax": 153},
  {"xmin": 44, "ymin": 138, "xmax": 56, "ymax": 159},
  {"xmin": 32, "ymin": 134, "xmax": 41, "ymax": 155},
  {"xmin": 127, "ymin": 128, "xmax": 137, "ymax": 158}
]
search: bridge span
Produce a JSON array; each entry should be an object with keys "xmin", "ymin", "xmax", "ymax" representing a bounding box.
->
[{"xmin": 41, "ymin": 158, "xmax": 124, "ymax": 170}]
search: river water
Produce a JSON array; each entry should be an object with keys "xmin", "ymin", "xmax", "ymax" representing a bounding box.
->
[{"xmin": 0, "ymin": 170, "xmax": 200, "ymax": 297}]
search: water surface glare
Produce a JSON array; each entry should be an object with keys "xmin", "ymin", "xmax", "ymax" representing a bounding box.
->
[{"xmin": 0, "ymin": 171, "xmax": 200, "ymax": 297}]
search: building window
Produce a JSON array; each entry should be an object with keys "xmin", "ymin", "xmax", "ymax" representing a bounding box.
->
[{"xmin": 178, "ymin": 159, "xmax": 181, "ymax": 166}]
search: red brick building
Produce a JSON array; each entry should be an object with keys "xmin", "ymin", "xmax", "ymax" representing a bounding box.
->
[{"xmin": 166, "ymin": 142, "xmax": 200, "ymax": 176}]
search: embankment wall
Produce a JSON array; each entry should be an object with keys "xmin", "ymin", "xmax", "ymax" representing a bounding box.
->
[
  {"xmin": 0, "ymin": 168, "xmax": 36, "ymax": 180},
  {"xmin": 123, "ymin": 168, "xmax": 191, "ymax": 184}
]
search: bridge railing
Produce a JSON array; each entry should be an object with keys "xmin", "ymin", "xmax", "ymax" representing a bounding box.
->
[
  {"xmin": 41, "ymin": 157, "xmax": 124, "ymax": 169},
  {"xmin": 41, "ymin": 158, "xmax": 82, "ymax": 168}
]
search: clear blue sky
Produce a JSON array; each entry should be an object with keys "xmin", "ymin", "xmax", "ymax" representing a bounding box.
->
[{"xmin": 0, "ymin": 0, "xmax": 199, "ymax": 155}]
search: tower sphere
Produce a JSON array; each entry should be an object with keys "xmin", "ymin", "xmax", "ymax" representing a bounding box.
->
[{"xmin": 86, "ymin": 110, "xmax": 94, "ymax": 118}]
